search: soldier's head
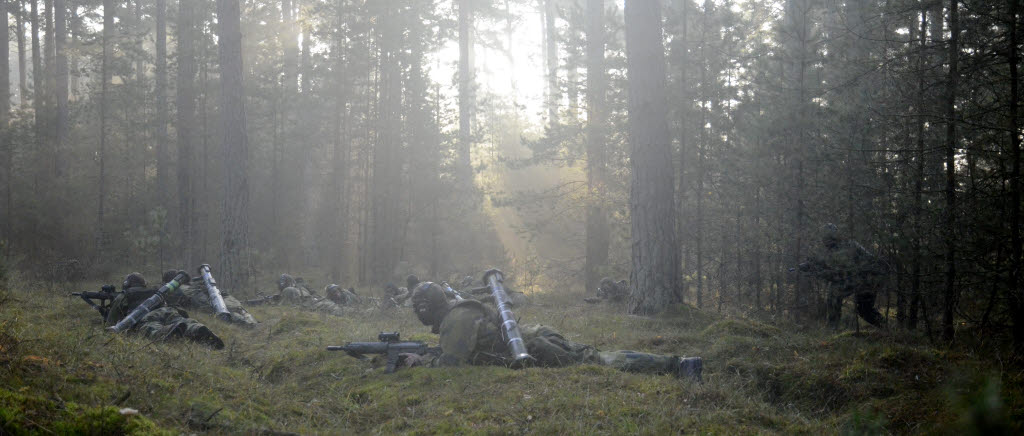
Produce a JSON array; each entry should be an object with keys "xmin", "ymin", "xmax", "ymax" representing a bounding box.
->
[
  {"xmin": 325, "ymin": 284, "xmax": 341, "ymax": 299},
  {"xmin": 385, "ymin": 283, "xmax": 400, "ymax": 296},
  {"xmin": 822, "ymin": 223, "xmax": 841, "ymax": 250},
  {"xmin": 122, "ymin": 272, "xmax": 146, "ymax": 290},
  {"xmin": 278, "ymin": 274, "xmax": 296, "ymax": 291},
  {"xmin": 411, "ymin": 282, "xmax": 449, "ymax": 332},
  {"xmin": 406, "ymin": 274, "xmax": 420, "ymax": 290},
  {"xmin": 162, "ymin": 270, "xmax": 178, "ymax": 284}
]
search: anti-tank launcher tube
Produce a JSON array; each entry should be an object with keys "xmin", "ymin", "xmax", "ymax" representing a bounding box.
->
[
  {"xmin": 108, "ymin": 271, "xmax": 190, "ymax": 333},
  {"xmin": 198, "ymin": 264, "xmax": 231, "ymax": 321},
  {"xmin": 483, "ymin": 269, "xmax": 533, "ymax": 367}
]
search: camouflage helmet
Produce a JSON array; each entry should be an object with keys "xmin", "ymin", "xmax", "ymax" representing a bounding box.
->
[
  {"xmin": 411, "ymin": 282, "xmax": 448, "ymax": 328},
  {"xmin": 406, "ymin": 274, "xmax": 420, "ymax": 290},
  {"xmin": 325, "ymin": 284, "xmax": 341, "ymax": 298},
  {"xmin": 278, "ymin": 274, "xmax": 296, "ymax": 291},
  {"xmin": 162, "ymin": 270, "xmax": 178, "ymax": 284},
  {"xmin": 123, "ymin": 272, "xmax": 146, "ymax": 290},
  {"xmin": 385, "ymin": 283, "xmax": 400, "ymax": 295},
  {"xmin": 822, "ymin": 223, "xmax": 841, "ymax": 248}
]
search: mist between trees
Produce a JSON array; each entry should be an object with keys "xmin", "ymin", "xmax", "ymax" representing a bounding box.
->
[{"xmin": 0, "ymin": 0, "xmax": 1021, "ymax": 343}]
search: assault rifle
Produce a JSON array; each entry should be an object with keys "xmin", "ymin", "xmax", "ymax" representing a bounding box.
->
[
  {"xmin": 71, "ymin": 284, "xmax": 119, "ymax": 318},
  {"xmin": 327, "ymin": 332, "xmax": 439, "ymax": 373},
  {"xmin": 244, "ymin": 294, "xmax": 281, "ymax": 306}
]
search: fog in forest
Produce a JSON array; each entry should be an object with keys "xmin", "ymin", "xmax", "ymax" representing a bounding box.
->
[{"xmin": 1, "ymin": 0, "xmax": 1023, "ymax": 432}]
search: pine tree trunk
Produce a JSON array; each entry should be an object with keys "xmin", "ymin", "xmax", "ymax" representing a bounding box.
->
[
  {"xmin": 176, "ymin": 0, "xmax": 196, "ymax": 267},
  {"xmin": 1006, "ymin": 0, "xmax": 1022, "ymax": 346},
  {"xmin": 908, "ymin": 9, "xmax": 928, "ymax": 330},
  {"xmin": 584, "ymin": 0, "xmax": 609, "ymax": 295},
  {"xmin": 545, "ymin": 0, "xmax": 558, "ymax": 124},
  {"xmin": 30, "ymin": 0, "xmax": 42, "ymax": 187},
  {"xmin": 53, "ymin": 0, "xmax": 66, "ymax": 179},
  {"xmin": 155, "ymin": 0, "xmax": 168, "ymax": 265},
  {"xmin": 457, "ymin": 0, "xmax": 474, "ymax": 185},
  {"xmin": 370, "ymin": 3, "xmax": 403, "ymax": 280},
  {"xmin": 96, "ymin": 0, "xmax": 113, "ymax": 256},
  {"xmin": 942, "ymin": 0, "xmax": 959, "ymax": 342},
  {"xmin": 2, "ymin": 0, "xmax": 9, "ymax": 117},
  {"xmin": 217, "ymin": 0, "xmax": 251, "ymax": 288},
  {"xmin": 329, "ymin": 0, "xmax": 349, "ymax": 282},
  {"xmin": 625, "ymin": 0, "xmax": 680, "ymax": 315}
]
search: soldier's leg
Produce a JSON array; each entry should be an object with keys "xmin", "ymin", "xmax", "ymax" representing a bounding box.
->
[
  {"xmin": 521, "ymin": 325, "xmax": 587, "ymax": 367},
  {"xmin": 854, "ymin": 291, "xmax": 885, "ymax": 327},
  {"xmin": 181, "ymin": 318, "xmax": 225, "ymax": 349},
  {"xmin": 827, "ymin": 294, "xmax": 843, "ymax": 329},
  {"xmin": 136, "ymin": 307, "xmax": 189, "ymax": 341},
  {"xmin": 594, "ymin": 350, "xmax": 678, "ymax": 375}
]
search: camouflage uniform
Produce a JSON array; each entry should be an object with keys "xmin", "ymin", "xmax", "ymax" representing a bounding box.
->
[
  {"xmin": 281, "ymin": 285, "xmax": 347, "ymax": 316},
  {"xmin": 412, "ymin": 282, "xmax": 699, "ymax": 378},
  {"xmin": 385, "ymin": 283, "xmax": 413, "ymax": 308},
  {"xmin": 325, "ymin": 284, "xmax": 360, "ymax": 306},
  {"xmin": 104, "ymin": 273, "xmax": 224, "ymax": 349},
  {"xmin": 596, "ymin": 277, "xmax": 629, "ymax": 302},
  {"xmin": 163, "ymin": 271, "xmax": 258, "ymax": 326},
  {"xmin": 800, "ymin": 224, "xmax": 887, "ymax": 328}
]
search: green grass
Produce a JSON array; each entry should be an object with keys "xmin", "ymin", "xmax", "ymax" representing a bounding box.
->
[{"xmin": 1, "ymin": 277, "xmax": 1021, "ymax": 435}]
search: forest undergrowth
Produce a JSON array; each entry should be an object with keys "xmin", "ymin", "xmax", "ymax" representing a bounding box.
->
[{"xmin": 0, "ymin": 273, "xmax": 1021, "ymax": 435}]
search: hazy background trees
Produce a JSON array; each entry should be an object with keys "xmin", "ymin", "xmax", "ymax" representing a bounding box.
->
[{"xmin": 1, "ymin": 0, "xmax": 1021, "ymax": 343}]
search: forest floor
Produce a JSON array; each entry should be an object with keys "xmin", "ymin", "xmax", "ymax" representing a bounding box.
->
[{"xmin": 1, "ymin": 275, "xmax": 1022, "ymax": 435}]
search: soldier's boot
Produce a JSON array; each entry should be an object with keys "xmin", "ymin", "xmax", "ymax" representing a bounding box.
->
[
  {"xmin": 677, "ymin": 357, "xmax": 703, "ymax": 382},
  {"xmin": 190, "ymin": 325, "xmax": 225, "ymax": 350},
  {"xmin": 855, "ymin": 292, "xmax": 885, "ymax": 328}
]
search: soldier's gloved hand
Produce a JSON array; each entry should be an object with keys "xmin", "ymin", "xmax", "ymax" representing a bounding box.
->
[{"xmin": 397, "ymin": 353, "xmax": 426, "ymax": 368}]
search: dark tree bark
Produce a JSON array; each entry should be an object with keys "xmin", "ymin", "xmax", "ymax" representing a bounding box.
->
[
  {"xmin": 1006, "ymin": 0, "xmax": 1021, "ymax": 346},
  {"xmin": 1, "ymin": 0, "xmax": 9, "ymax": 116},
  {"xmin": 155, "ymin": 0, "xmax": 168, "ymax": 209},
  {"xmin": 95, "ymin": 0, "xmax": 113, "ymax": 256},
  {"xmin": 909, "ymin": 9, "xmax": 928, "ymax": 330},
  {"xmin": 625, "ymin": 0, "xmax": 680, "ymax": 315},
  {"xmin": 16, "ymin": 0, "xmax": 26, "ymax": 105},
  {"xmin": 1, "ymin": 0, "xmax": 9, "ymax": 256},
  {"xmin": 30, "ymin": 0, "xmax": 42, "ymax": 185},
  {"xmin": 53, "ymin": 0, "xmax": 66, "ymax": 179},
  {"xmin": 370, "ymin": 3, "xmax": 403, "ymax": 280},
  {"xmin": 942, "ymin": 0, "xmax": 959, "ymax": 342},
  {"xmin": 329, "ymin": 0, "xmax": 349, "ymax": 282},
  {"xmin": 217, "ymin": 0, "xmax": 252, "ymax": 287},
  {"xmin": 176, "ymin": 0, "xmax": 197, "ymax": 267},
  {"xmin": 784, "ymin": 0, "xmax": 810, "ymax": 321},
  {"xmin": 672, "ymin": 0, "xmax": 691, "ymax": 303},
  {"xmin": 583, "ymin": 0, "xmax": 609, "ymax": 295}
]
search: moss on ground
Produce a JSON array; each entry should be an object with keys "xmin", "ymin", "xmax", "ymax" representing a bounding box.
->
[{"xmin": 1, "ymin": 278, "xmax": 1021, "ymax": 434}]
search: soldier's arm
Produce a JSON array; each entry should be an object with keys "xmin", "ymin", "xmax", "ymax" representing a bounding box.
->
[{"xmin": 436, "ymin": 306, "xmax": 483, "ymax": 367}]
